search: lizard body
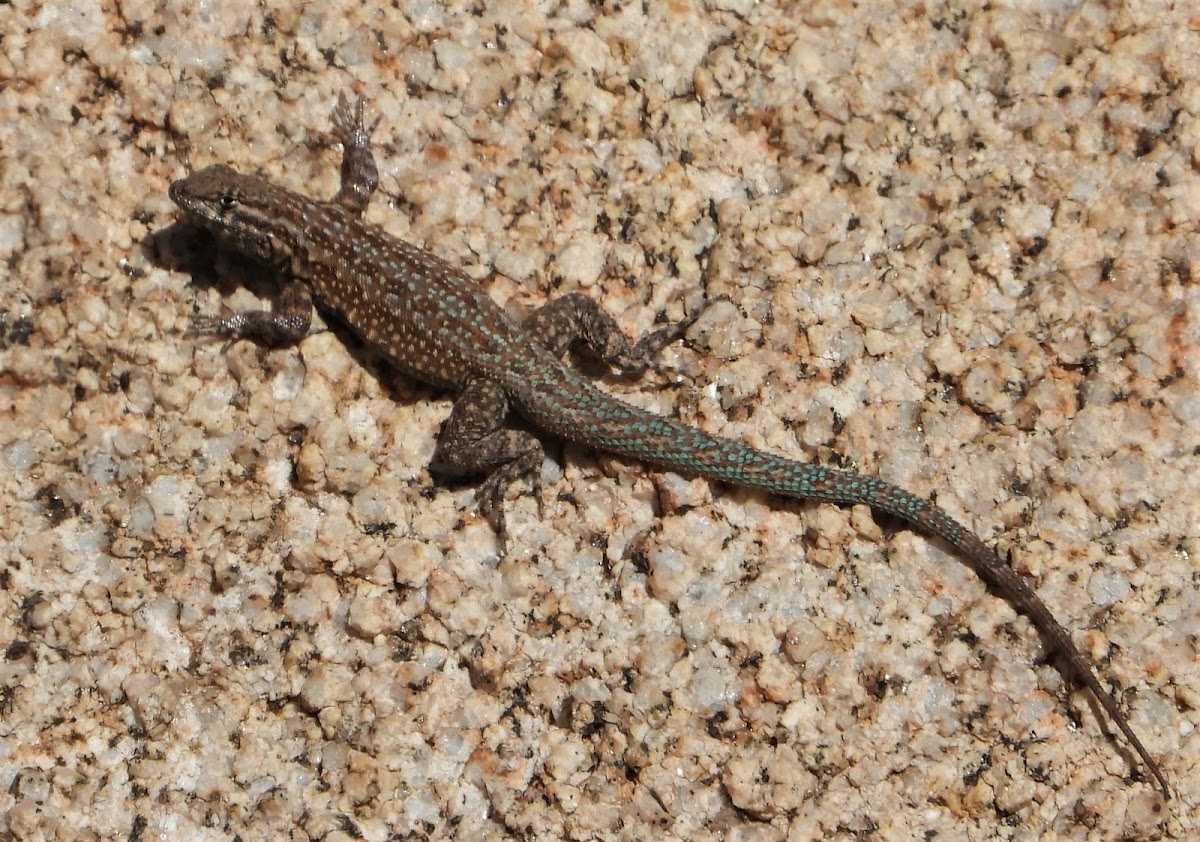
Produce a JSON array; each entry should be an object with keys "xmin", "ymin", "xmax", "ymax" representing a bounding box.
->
[{"xmin": 169, "ymin": 95, "xmax": 1168, "ymax": 797}]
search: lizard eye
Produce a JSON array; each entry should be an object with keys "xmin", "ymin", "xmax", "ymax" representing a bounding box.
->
[{"xmin": 218, "ymin": 193, "xmax": 238, "ymax": 213}]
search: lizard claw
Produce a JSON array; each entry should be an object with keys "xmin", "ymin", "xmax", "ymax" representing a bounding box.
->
[
  {"xmin": 188, "ymin": 305, "xmax": 242, "ymax": 339},
  {"xmin": 332, "ymin": 91, "xmax": 380, "ymax": 147},
  {"xmin": 476, "ymin": 473, "xmax": 509, "ymax": 551}
]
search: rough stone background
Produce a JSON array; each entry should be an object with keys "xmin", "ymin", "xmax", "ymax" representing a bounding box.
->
[{"xmin": 1, "ymin": 1, "xmax": 1196, "ymax": 839}]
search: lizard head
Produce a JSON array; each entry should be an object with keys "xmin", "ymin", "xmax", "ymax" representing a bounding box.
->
[{"xmin": 170, "ymin": 165, "xmax": 295, "ymax": 268}]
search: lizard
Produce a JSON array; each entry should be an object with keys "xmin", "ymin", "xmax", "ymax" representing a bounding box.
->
[{"xmin": 168, "ymin": 93, "xmax": 1169, "ymax": 798}]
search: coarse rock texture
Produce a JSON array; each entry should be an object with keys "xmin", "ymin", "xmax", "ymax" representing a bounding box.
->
[{"xmin": 1, "ymin": 1, "xmax": 1197, "ymax": 840}]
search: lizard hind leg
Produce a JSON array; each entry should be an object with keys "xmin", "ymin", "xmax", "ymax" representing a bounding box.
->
[
  {"xmin": 429, "ymin": 376, "xmax": 546, "ymax": 546},
  {"xmin": 522, "ymin": 292, "xmax": 710, "ymax": 375}
]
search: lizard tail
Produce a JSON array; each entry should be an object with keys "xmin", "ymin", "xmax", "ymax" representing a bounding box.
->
[{"xmin": 537, "ymin": 385, "xmax": 1170, "ymax": 797}]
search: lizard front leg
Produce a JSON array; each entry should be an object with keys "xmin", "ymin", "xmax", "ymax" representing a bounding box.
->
[
  {"xmin": 189, "ymin": 277, "xmax": 314, "ymax": 345},
  {"xmin": 329, "ymin": 92, "xmax": 380, "ymax": 216}
]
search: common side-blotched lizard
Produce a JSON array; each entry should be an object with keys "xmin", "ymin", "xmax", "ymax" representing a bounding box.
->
[{"xmin": 169, "ymin": 94, "xmax": 1168, "ymax": 798}]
